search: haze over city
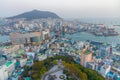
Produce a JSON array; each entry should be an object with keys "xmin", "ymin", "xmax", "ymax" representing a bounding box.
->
[
  {"xmin": 0, "ymin": 0, "xmax": 120, "ymax": 80},
  {"xmin": 0, "ymin": 0, "xmax": 120, "ymax": 18}
]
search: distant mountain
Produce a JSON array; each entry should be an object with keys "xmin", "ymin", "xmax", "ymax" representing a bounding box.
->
[{"xmin": 7, "ymin": 10, "xmax": 61, "ymax": 20}]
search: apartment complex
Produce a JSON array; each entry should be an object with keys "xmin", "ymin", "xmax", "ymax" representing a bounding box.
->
[{"xmin": 80, "ymin": 49, "xmax": 93, "ymax": 67}]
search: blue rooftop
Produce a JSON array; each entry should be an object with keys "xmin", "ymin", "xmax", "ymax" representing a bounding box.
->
[{"xmin": 90, "ymin": 41, "xmax": 103, "ymax": 45}]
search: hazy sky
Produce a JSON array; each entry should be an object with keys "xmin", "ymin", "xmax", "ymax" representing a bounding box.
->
[{"xmin": 0, "ymin": 0, "xmax": 120, "ymax": 18}]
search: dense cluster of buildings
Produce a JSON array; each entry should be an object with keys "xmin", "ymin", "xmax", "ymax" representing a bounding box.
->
[
  {"xmin": 0, "ymin": 18, "xmax": 120, "ymax": 80},
  {"xmin": 79, "ymin": 41, "xmax": 120, "ymax": 80},
  {"xmin": 0, "ymin": 28, "xmax": 50, "ymax": 80},
  {"xmin": 1, "ymin": 32, "xmax": 120, "ymax": 80},
  {"xmin": 10, "ymin": 29, "xmax": 49, "ymax": 45},
  {"xmin": 1, "ymin": 18, "xmax": 119, "ymax": 37},
  {"xmin": 0, "ymin": 18, "xmax": 63, "ymax": 35}
]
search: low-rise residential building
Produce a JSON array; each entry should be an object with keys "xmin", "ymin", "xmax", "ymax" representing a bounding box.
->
[
  {"xmin": 0, "ymin": 60, "xmax": 16, "ymax": 80},
  {"xmin": 100, "ymin": 64, "xmax": 111, "ymax": 77}
]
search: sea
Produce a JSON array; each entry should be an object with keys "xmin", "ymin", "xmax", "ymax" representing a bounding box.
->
[{"xmin": 0, "ymin": 18, "xmax": 120, "ymax": 45}]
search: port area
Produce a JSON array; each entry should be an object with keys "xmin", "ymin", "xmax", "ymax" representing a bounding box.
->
[{"xmin": 80, "ymin": 25, "xmax": 119, "ymax": 36}]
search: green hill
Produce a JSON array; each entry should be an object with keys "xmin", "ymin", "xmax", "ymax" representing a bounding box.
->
[
  {"xmin": 23, "ymin": 55, "xmax": 105, "ymax": 80},
  {"xmin": 7, "ymin": 10, "xmax": 61, "ymax": 20}
]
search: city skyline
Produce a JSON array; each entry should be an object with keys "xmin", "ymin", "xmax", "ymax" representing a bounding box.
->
[{"xmin": 0, "ymin": 0, "xmax": 120, "ymax": 18}]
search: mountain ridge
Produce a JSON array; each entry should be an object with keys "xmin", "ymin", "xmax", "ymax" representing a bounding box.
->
[{"xmin": 7, "ymin": 10, "xmax": 61, "ymax": 20}]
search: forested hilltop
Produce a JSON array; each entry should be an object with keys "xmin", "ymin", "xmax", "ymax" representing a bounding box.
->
[{"xmin": 23, "ymin": 55, "xmax": 105, "ymax": 80}]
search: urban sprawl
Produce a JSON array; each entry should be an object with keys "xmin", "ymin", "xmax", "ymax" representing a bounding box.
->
[{"xmin": 0, "ymin": 18, "xmax": 120, "ymax": 80}]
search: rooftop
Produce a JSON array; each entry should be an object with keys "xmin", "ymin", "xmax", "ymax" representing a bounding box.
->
[
  {"xmin": 26, "ymin": 60, "xmax": 33, "ymax": 65},
  {"xmin": 6, "ymin": 61, "xmax": 12, "ymax": 67},
  {"xmin": 82, "ymin": 49, "xmax": 91, "ymax": 55},
  {"xmin": 25, "ymin": 77, "xmax": 31, "ymax": 80}
]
